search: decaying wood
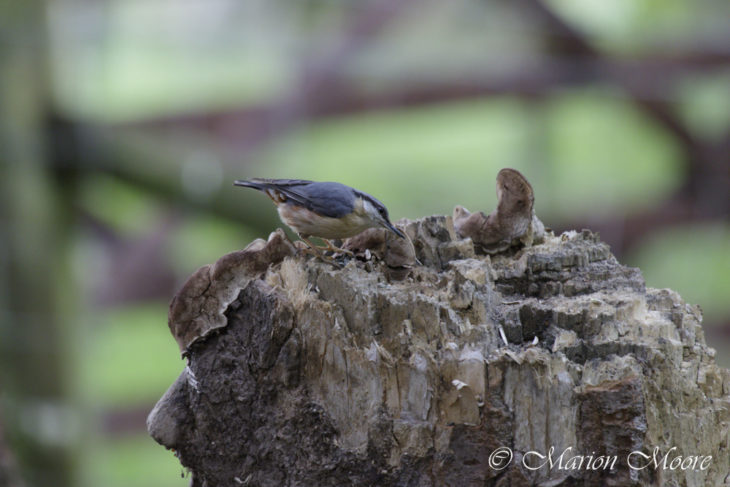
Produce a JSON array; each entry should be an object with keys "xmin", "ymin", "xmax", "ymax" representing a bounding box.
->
[{"xmin": 148, "ymin": 217, "xmax": 730, "ymax": 487}]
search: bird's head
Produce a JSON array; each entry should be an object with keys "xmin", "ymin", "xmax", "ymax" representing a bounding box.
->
[{"xmin": 358, "ymin": 192, "xmax": 406, "ymax": 239}]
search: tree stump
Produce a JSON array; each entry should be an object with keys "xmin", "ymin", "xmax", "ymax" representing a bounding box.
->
[{"xmin": 148, "ymin": 217, "xmax": 730, "ymax": 486}]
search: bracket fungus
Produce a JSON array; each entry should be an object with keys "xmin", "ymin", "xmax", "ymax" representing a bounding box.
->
[{"xmin": 454, "ymin": 168, "xmax": 545, "ymax": 254}]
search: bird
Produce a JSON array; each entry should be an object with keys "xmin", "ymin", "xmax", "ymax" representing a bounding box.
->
[{"xmin": 234, "ymin": 178, "xmax": 405, "ymax": 263}]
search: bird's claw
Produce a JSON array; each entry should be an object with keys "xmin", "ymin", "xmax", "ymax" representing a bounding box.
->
[{"xmin": 300, "ymin": 244, "xmax": 344, "ymax": 269}]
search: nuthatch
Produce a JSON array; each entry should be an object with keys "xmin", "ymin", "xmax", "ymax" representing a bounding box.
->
[{"xmin": 234, "ymin": 178, "xmax": 405, "ymax": 262}]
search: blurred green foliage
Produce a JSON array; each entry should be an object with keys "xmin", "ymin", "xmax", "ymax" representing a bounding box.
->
[
  {"xmin": 168, "ymin": 213, "xmax": 259, "ymax": 272},
  {"xmin": 76, "ymin": 304, "xmax": 186, "ymax": 486},
  {"xmin": 676, "ymin": 71, "xmax": 730, "ymax": 139},
  {"xmin": 263, "ymin": 91, "xmax": 682, "ymax": 221},
  {"xmin": 548, "ymin": 0, "xmax": 730, "ymax": 51},
  {"xmin": 82, "ymin": 434, "xmax": 186, "ymax": 487},
  {"xmin": 50, "ymin": 2, "xmax": 289, "ymax": 121},
  {"xmin": 628, "ymin": 224, "xmax": 730, "ymax": 325},
  {"xmin": 78, "ymin": 304, "xmax": 181, "ymax": 407},
  {"xmin": 543, "ymin": 90, "xmax": 683, "ymax": 218},
  {"xmin": 79, "ymin": 175, "xmax": 162, "ymax": 237}
]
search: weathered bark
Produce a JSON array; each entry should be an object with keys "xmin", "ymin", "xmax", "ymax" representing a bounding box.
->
[{"xmin": 148, "ymin": 217, "xmax": 730, "ymax": 487}]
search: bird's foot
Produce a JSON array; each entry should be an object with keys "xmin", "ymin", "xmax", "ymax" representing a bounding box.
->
[
  {"xmin": 302, "ymin": 249, "xmax": 343, "ymax": 269},
  {"xmin": 298, "ymin": 237, "xmax": 344, "ymax": 269},
  {"xmin": 319, "ymin": 240, "xmax": 354, "ymax": 257}
]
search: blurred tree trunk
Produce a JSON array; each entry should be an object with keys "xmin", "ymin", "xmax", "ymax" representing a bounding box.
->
[
  {"xmin": 0, "ymin": 1, "xmax": 74, "ymax": 486},
  {"xmin": 0, "ymin": 422, "xmax": 25, "ymax": 487}
]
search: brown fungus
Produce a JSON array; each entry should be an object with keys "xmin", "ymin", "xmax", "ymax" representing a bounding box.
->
[
  {"xmin": 167, "ymin": 228, "xmax": 296, "ymax": 354},
  {"xmin": 453, "ymin": 168, "xmax": 545, "ymax": 254},
  {"xmin": 343, "ymin": 222, "xmax": 417, "ymax": 279}
]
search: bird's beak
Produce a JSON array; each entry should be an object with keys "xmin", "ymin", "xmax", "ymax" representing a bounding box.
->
[{"xmin": 383, "ymin": 220, "xmax": 406, "ymax": 239}]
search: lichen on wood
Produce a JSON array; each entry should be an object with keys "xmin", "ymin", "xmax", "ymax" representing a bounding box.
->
[{"xmin": 148, "ymin": 217, "xmax": 730, "ymax": 487}]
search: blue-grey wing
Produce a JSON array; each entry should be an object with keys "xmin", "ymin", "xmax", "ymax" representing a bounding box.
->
[
  {"xmin": 296, "ymin": 182, "xmax": 355, "ymax": 218},
  {"xmin": 234, "ymin": 179, "xmax": 355, "ymax": 218}
]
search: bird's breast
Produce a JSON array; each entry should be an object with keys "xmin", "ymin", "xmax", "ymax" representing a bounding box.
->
[{"xmin": 277, "ymin": 204, "xmax": 375, "ymax": 239}]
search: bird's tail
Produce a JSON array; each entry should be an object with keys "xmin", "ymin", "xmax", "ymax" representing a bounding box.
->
[
  {"xmin": 234, "ymin": 178, "xmax": 314, "ymax": 206},
  {"xmin": 233, "ymin": 178, "xmax": 313, "ymax": 191},
  {"xmin": 233, "ymin": 178, "xmax": 269, "ymax": 191}
]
